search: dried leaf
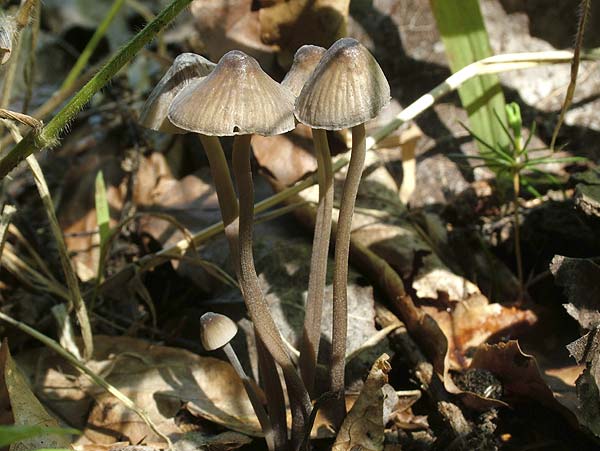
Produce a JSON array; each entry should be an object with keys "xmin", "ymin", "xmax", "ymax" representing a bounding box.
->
[
  {"xmin": 258, "ymin": 0, "xmax": 350, "ymax": 64},
  {"xmin": 16, "ymin": 336, "xmax": 261, "ymax": 445},
  {"xmin": 0, "ymin": 340, "xmax": 72, "ymax": 451},
  {"xmin": 332, "ymin": 354, "xmax": 390, "ymax": 451},
  {"xmin": 467, "ymin": 341, "xmax": 579, "ymax": 422}
]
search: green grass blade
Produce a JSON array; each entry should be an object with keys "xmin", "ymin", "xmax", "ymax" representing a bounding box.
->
[
  {"xmin": 430, "ymin": 0, "xmax": 509, "ymax": 154},
  {"xmin": 94, "ymin": 171, "xmax": 110, "ymax": 248},
  {"xmin": 0, "ymin": 425, "xmax": 79, "ymax": 447}
]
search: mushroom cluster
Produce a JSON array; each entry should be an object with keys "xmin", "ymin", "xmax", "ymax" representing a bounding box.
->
[{"xmin": 140, "ymin": 37, "xmax": 390, "ymax": 450}]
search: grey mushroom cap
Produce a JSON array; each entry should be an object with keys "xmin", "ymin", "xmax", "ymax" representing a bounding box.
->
[
  {"xmin": 295, "ymin": 38, "xmax": 391, "ymax": 130},
  {"xmin": 167, "ymin": 50, "xmax": 296, "ymax": 136},
  {"xmin": 200, "ymin": 312, "xmax": 238, "ymax": 351},
  {"xmin": 0, "ymin": 18, "xmax": 13, "ymax": 65},
  {"xmin": 139, "ymin": 53, "xmax": 216, "ymax": 134},
  {"xmin": 281, "ymin": 45, "xmax": 326, "ymax": 98}
]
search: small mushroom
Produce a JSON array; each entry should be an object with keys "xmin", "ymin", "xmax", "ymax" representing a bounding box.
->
[
  {"xmin": 296, "ymin": 37, "xmax": 390, "ymax": 428},
  {"xmin": 281, "ymin": 45, "xmax": 326, "ymax": 97},
  {"xmin": 170, "ymin": 51, "xmax": 311, "ymax": 449},
  {"xmin": 0, "ymin": 18, "xmax": 13, "ymax": 65},
  {"xmin": 283, "ymin": 45, "xmax": 333, "ymax": 397},
  {"xmin": 200, "ymin": 312, "xmax": 275, "ymax": 451},
  {"xmin": 139, "ymin": 53, "xmax": 216, "ymax": 134}
]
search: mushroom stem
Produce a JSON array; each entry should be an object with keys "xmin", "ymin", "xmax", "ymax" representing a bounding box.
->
[
  {"xmin": 232, "ymin": 134, "xmax": 312, "ymax": 449},
  {"xmin": 222, "ymin": 342, "xmax": 276, "ymax": 451},
  {"xmin": 198, "ymin": 135, "xmax": 239, "ymax": 226},
  {"xmin": 199, "ymin": 136, "xmax": 288, "ymax": 448},
  {"xmin": 299, "ymin": 128, "xmax": 333, "ymax": 396},
  {"xmin": 330, "ymin": 123, "xmax": 367, "ymax": 429},
  {"xmin": 256, "ymin": 334, "xmax": 288, "ymax": 450}
]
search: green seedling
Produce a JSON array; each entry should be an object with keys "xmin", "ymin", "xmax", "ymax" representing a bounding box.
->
[{"xmin": 457, "ymin": 102, "xmax": 585, "ymax": 293}]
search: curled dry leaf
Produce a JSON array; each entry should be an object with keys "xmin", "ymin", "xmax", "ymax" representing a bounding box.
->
[
  {"xmin": 332, "ymin": 354, "xmax": 391, "ymax": 451},
  {"xmin": 16, "ymin": 336, "xmax": 259, "ymax": 445},
  {"xmin": 0, "ymin": 340, "xmax": 72, "ymax": 451},
  {"xmin": 466, "ymin": 341, "xmax": 581, "ymax": 423}
]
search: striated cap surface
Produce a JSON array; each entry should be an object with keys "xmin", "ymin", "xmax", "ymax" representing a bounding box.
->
[
  {"xmin": 139, "ymin": 53, "xmax": 216, "ymax": 133},
  {"xmin": 295, "ymin": 38, "xmax": 390, "ymax": 130},
  {"xmin": 281, "ymin": 45, "xmax": 326, "ymax": 98},
  {"xmin": 168, "ymin": 50, "xmax": 295, "ymax": 136},
  {"xmin": 200, "ymin": 312, "xmax": 238, "ymax": 351}
]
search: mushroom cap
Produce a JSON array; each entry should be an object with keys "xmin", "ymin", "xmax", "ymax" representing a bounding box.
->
[
  {"xmin": 200, "ymin": 312, "xmax": 238, "ymax": 351},
  {"xmin": 281, "ymin": 45, "xmax": 326, "ymax": 98},
  {"xmin": 139, "ymin": 53, "xmax": 216, "ymax": 134},
  {"xmin": 0, "ymin": 19, "xmax": 13, "ymax": 65},
  {"xmin": 295, "ymin": 38, "xmax": 391, "ymax": 130},
  {"xmin": 168, "ymin": 50, "xmax": 296, "ymax": 136}
]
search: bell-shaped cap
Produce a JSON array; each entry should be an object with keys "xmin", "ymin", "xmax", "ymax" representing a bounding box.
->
[
  {"xmin": 295, "ymin": 38, "xmax": 390, "ymax": 130},
  {"xmin": 139, "ymin": 53, "xmax": 216, "ymax": 134},
  {"xmin": 168, "ymin": 50, "xmax": 295, "ymax": 136},
  {"xmin": 200, "ymin": 312, "xmax": 238, "ymax": 351},
  {"xmin": 281, "ymin": 45, "xmax": 326, "ymax": 98},
  {"xmin": 0, "ymin": 19, "xmax": 13, "ymax": 65}
]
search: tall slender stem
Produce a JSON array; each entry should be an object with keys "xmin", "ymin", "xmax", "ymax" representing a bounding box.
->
[
  {"xmin": 223, "ymin": 343, "xmax": 275, "ymax": 451},
  {"xmin": 232, "ymin": 134, "xmax": 311, "ymax": 450},
  {"xmin": 330, "ymin": 123, "xmax": 366, "ymax": 429},
  {"xmin": 299, "ymin": 128, "xmax": 333, "ymax": 397},
  {"xmin": 513, "ymin": 170, "xmax": 523, "ymax": 291},
  {"xmin": 199, "ymin": 134, "xmax": 287, "ymax": 449}
]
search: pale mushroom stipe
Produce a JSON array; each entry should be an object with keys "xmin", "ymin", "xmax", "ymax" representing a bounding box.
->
[{"xmin": 296, "ymin": 37, "xmax": 391, "ymax": 429}]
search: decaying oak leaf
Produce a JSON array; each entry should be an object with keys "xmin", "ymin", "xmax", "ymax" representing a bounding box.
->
[
  {"xmin": 332, "ymin": 354, "xmax": 391, "ymax": 451},
  {"xmin": 0, "ymin": 340, "xmax": 72, "ymax": 451},
  {"xmin": 16, "ymin": 336, "xmax": 259, "ymax": 445},
  {"xmin": 258, "ymin": 0, "xmax": 350, "ymax": 66}
]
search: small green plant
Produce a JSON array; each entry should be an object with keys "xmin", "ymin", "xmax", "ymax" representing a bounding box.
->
[{"xmin": 459, "ymin": 102, "xmax": 585, "ymax": 292}]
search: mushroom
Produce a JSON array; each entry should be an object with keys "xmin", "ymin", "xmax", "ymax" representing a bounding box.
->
[
  {"xmin": 0, "ymin": 18, "xmax": 12, "ymax": 65},
  {"xmin": 138, "ymin": 53, "xmax": 239, "ymax": 237},
  {"xmin": 139, "ymin": 53, "xmax": 216, "ymax": 134},
  {"xmin": 169, "ymin": 50, "xmax": 311, "ymax": 449},
  {"xmin": 295, "ymin": 37, "xmax": 390, "ymax": 428},
  {"xmin": 283, "ymin": 45, "xmax": 333, "ymax": 396},
  {"xmin": 200, "ymin": 312, "xmax": 275, "ymax": 451}
]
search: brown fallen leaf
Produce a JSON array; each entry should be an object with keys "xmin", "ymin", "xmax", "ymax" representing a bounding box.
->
[
  {"xmin": 332, "ymin": 354, "xmax": 391, "ymax": 451},
  {"xmin": 258, "ymin": 0, "xmax": 350, "ymax": 66},
  {"xmin": 467, "ymin": 341, "xmax": 580, "ymax": 423},
  {"xmin": 16, "ymin": 336, "xmax": 260, "ymax": 445},
  {"xmin": 0, "ymin": 339, "xmax": 72, "ymax": 451},
  {"xmin": 190, "ymin": 0, "xmax": 277, "ymax": 72}
]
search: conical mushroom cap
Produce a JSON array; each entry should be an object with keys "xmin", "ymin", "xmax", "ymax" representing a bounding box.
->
[
  {"xmin": 0, "ymin": 18, "xmax": 13, "ymax": 65},
  {"xmin": 200, "ymin": 312, "xmax": 238, "ymax": 351},
  {"xmin": 281, "ymin": 45, "xmax": 326, "ymax": 98},
  {"xmin": 139, "ymin": 53, "xmax": 216, "ymax": 134},
  {"xmin": 168, "ymin": 50, "xmax": 296, "ymax": 136},
  {"xmin": 295, "ymin": 38, "xmax": 390, "ymax": 130}
]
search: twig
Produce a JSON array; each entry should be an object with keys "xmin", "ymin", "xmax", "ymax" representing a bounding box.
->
[{"xmin": 0, "ymin": 311, "xmax": 173, "ymax": 450}]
